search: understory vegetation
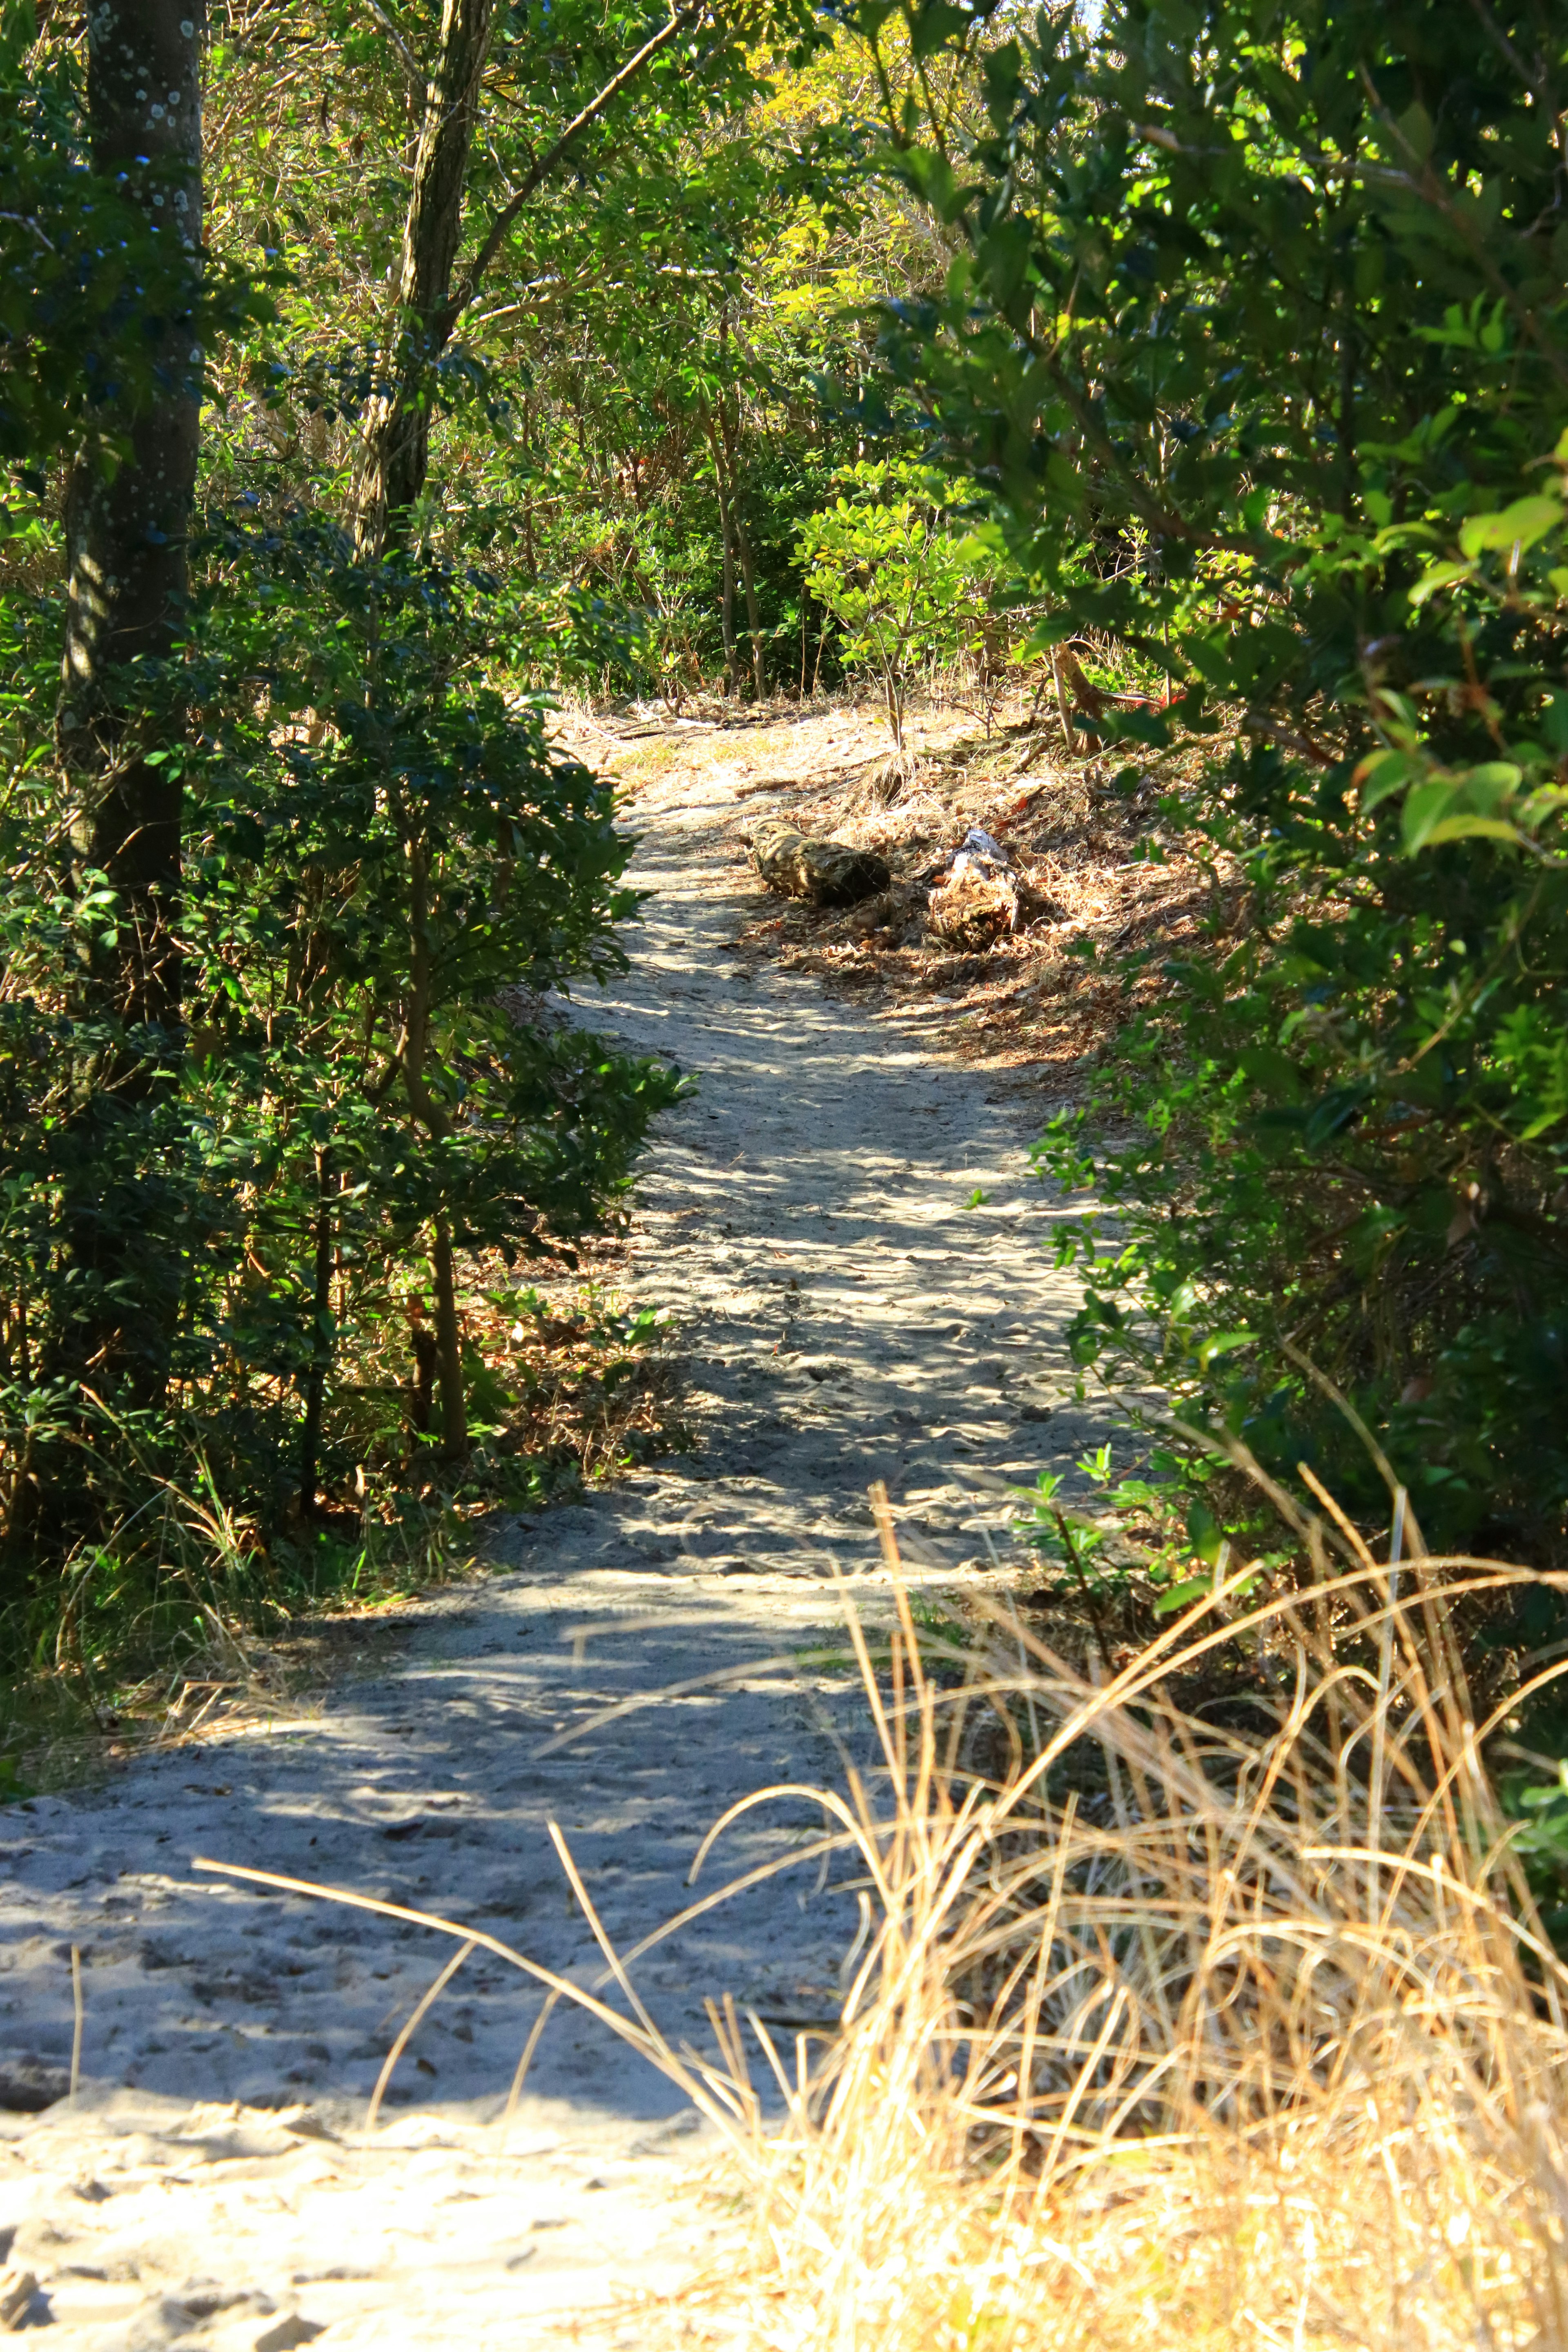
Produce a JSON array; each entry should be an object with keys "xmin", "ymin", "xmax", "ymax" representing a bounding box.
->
[{"xmin": 864, "ymin": 0, "xmax": 1568, "ymax": 1572}]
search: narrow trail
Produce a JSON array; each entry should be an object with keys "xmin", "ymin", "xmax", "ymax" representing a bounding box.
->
[{"xmin": 1, "ymin": 737, "xmax": 1099, "ymax": 2349}]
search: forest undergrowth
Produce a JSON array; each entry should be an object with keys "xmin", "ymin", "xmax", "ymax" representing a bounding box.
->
[{"xmin": 0, "ymin": 1230, "xmax": 688, "ymax": 1790}]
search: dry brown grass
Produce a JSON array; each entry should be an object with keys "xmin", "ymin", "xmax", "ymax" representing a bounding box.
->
[
  {"xmin": 659, "ymin": 1504, "xmax": 1568, "ymax": 2352},
  {"xmin": 198, "ymin": 1493, "xmax": 1568, "ymax": 2351}
]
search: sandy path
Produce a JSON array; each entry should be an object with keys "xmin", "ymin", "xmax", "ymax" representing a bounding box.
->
[{"xmin": 0, "ymin": 735, "xmax": 1098, "ymax": 2348}]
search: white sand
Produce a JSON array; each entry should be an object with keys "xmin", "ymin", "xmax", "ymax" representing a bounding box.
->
[{"xmin": 0, "ymin": 731, "xmax": 1100, "ymax": 2346}]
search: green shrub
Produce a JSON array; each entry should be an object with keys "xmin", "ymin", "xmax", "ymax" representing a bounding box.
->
[
  {"xmin": 797, "ymin": 457, "xmax": 1000, "ymax": 746},
  {"xmin": 855, "ymin": 0, "xmax": 1568, "ymax": 1559}
]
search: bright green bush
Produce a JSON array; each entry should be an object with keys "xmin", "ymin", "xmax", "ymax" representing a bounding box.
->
[{"xmin": 797, "ymin": 457, "xmax": 999, "ymax": 746}]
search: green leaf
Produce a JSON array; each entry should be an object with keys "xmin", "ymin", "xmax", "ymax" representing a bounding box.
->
[
  {"xmin": 1154, "ymin": 1577, "xmax": 1210, "ymax": 1615},
  {"xmin": 1357, "ymin": 749, "xmax": 1420, "ymax": 811},
  {"xmin": 1401, "ymin": 778, "xmax": 1462, "ymax": 852},
  {"xmin": 1185, "ymin": 1498, "xmax": 1224, "ymax": 1567},
  {"xmin": 1407, "ymin": 559, "xmax": 1472, "ymax": 608},
  {"xmin": 910, "ymin": 0, "xmax": 971, "ymax": 61},
  {"xmin": 1396, "ymin": 100, "xmax": 1434, "ymax": 160},
  {"xmin": 1197, "ymin": 1327, "xmax": 1255, "ymax": 1369},
  {"xmin": 1418, "ymin": 813, "xmax": 1523, "ymax": 847},
  {"xmin": 1458, "ymin": 496, "xmax": 1563, "ymax": 560}
]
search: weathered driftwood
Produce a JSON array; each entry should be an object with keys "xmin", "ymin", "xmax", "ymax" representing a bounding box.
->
[
  {"xmin": 926, "ymin": 864, "xmax": 1063, "ymax": 949},
  {"xmin": 748, "ymin": 816, "xmax": 891, "ymax": 907}
]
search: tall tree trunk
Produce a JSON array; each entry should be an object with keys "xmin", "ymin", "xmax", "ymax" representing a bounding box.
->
[
  {"xmin": 55, "ymin": 0, "xmax": 205, "ymax": 1406},
  {"xmin": 701, "ymin": 404, "xmax": 739, "ymax": 693},
  {"xmin": 297, "ymin": 1150, "xmax": 336, "ymax": 1518},
  {"xmin": 717, "ymin": 394, "xmax": 766, "ymax": 697},
  {"xmin": 60, "ymin": 0, "xmax": 205, "ymax": 1048},
  {"xmin": 352, "ymin": 0, "xmax": 496, "ymax": 558}
]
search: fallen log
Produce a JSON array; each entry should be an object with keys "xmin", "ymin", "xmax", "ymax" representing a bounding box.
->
[{"xmin": 747, "ymin": 816, "xmax": 891, "ymax": 907}]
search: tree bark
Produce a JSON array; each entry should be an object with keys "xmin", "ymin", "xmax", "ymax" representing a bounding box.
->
[
  {"xmin": 718, "ymin": 495, "xmax": 739, "ymax": 694},
  {"xmin": 429, "ymin": 1215, "xmax": 468, "ymax": 1458},
  {"xmin": 297, "ymin": 1150, "xmax": 336, "ymax": 1518},
  {"xmin": 49, "ymin": 0, "xmax": 205, "ymax": 1414},
  {"xmin": 398, "ymin": 820, "xmax": 471, "ymax": 1461},
  {"xmin": 352, "ymin": 0, "xmax": 496, "ymax": 558},
  {"xmin": 409, "ymin": 1325, "xmax": 439, "ymax": 1439},
  {"xmin": 717, "ymin": 391, "xmax": 766, "ymax": 697},
  {"xmin": 700, "ymin": 403, "xmax": 740, "ymax": 693},
  {"xmin": 59, "ymin": 0, "xmax": 206, "ymax": 1052}
]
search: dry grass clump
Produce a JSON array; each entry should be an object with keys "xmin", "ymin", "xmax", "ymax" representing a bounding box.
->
[
  {"xmin": 198, "ymin": 1499, "xmax": 1568, "ymax": 2351},
  {"xmin": 670, "ymin": 1523, "xmax": 1568, "ymax": 2351}
]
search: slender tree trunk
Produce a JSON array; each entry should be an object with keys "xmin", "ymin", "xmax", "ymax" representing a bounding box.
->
[
  {"xmin": 60, "ymin": 0, "xmax": 205, "ymax": 1049},
  {"xmin": 409, "ymin": 1325, "xmax": 439, "ymax": 1439},
  {"xmin": 298, "ymin": 1150, "xmax": 336, "ymax": 1517},
  {"xmin": 350, "ymin": 0, "xmax": 701, "ymax": 1468},
  {"xmin": 1051, "ymin": 643, "xmax": 1077, "ymax": 754},
  {"xmin": 719, "ymin": 512, "xmax": 738, "ymax": 693},
  {"xmin": 717, "ymin": 394, "xmax": 766, "ymax": 697},
  {"xmin": 701, "ymin": 404, "xmax": 739, "ymax": 693},
  {"xmin": 352, "ymin": 0, "xmax": 496, "ymax": 557},
  {"xmin": 54, "ymin": 0, "xmax": 205, "ymax": 1407},
  {"xmin": 736, "ymin": 518, "xmax": 764, "ymax": 699},
  {"xmin": 399, "ymin": 824, "xmax": 470, "ymax": 1461},
  {"xmin": 430, "ymin": 1215, "xmax": 468, "ymax": 1458}
]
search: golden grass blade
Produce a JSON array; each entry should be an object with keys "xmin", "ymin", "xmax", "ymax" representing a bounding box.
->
[
  {"xmin": 530, "ymin": 1653, "xmax": 804, "ymax": 1759},
  {"xmin": 367, "ymin": 1936, "xmax": 476, "ymax": 2129},
  {"xmin": 191, "ymin": 1856, "xmax": 741, "ymax": 2140},
  {"xmin": 501, "ymin": 1987, "xmax": 561, "ymax": 2144}
]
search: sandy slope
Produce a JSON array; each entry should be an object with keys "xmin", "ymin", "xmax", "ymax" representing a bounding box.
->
[{"xmin": 0, "ymin": 723, "xmax": 1100, "ymax": 2348}]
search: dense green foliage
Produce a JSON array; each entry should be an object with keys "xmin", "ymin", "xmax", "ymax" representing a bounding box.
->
[
  {"xmin": 0, "ymin": 0, "xmax": 761, "ymax": 1692},
  {"xmin": 859, "ymin": 0, "xmax": 1568, "ymax": 1564},
  {"xmin": 197, "ymin": 0, "xmax": 911, "ymax": 697}
]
